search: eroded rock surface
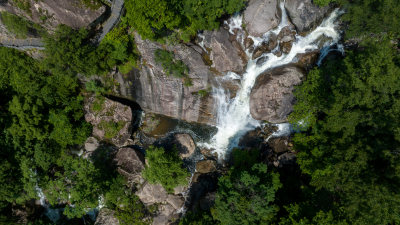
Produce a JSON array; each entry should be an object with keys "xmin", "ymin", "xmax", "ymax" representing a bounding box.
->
[
  {"xmin": 1, "ymin": 0, "xmax": 105, "ymax": 30},
  {"xmin": 250, "ymin": 66, "xmax": 304, "ymax": 123},
  {"xmin": 202, "ymin": 28, "xmax": 246, "ymax": 74},
  {"xmin": 136, "ymin": 182, "xmax": 168, "ymax": 205},
  {"xmin": 174, "ymin": 133, "xmax": 196, "ymax": 159},
  {"xmin": 126, "ymin": 34, "xmax": 217, "ymax": 125},
  {"xmin": 244, "ymin": 0, "xmax": 281, "ymax": 37},
  {"xmin": 95, "ymin": 209, "xmax": 119, "ymax": 225},
  {"xmin": 84, "ymin": 96, "xmax": 132, "ymax": 147},
  {"xmin": 284, "ymin": 0, "xmax": 331, "ymax": 33},
  {"xmin": 196, "ymin": 160, "xmax": 217, "ymax": 174},
  {"xmin": 115, "ymin": 147, "xmax": 145, "ymax": 183}
]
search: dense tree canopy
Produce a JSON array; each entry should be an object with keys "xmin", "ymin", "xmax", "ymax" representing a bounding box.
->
[{"xmin": 289, "ymin": 37, "xmax": 400, "ymax": 224}]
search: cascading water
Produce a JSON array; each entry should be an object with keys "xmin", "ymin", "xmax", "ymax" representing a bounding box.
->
[{"xmin": 201, "ymin": 2, "xmax": 343, "ymax": 159}]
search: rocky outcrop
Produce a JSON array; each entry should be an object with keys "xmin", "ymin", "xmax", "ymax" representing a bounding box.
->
[
  {"xmin": 84, "ymin": 96, "xmax": 132, "ymax": 147},
  {"xmin": 252, "ymin": 33, "xmax": 278, "ymax": 59},
  {"xmin": 244, "ymin": 0, "xmax": 281, "ymax": 37},
  {"xmin": 284, "ymin": 0, "xmax": 331, "ymax": 33},
  {"xmin": 196, "ymin": 160, "xmax": 217, "ymax": 174},
  {"xmin": 174, "ymin": 133, "xmax": 196, "ymax": 159},
  {"xmin": 137, "ymin": 183, "xmax": 168, "ymax": 205},
  {"xmin": 95, "ymin": 209, "xmax": 119, "ymax": 225},
  {"xmin": 125, "ymin": 34, "xmax": 217, "ymax": 125},
  {"xmin": 202, "ymin": 28, "xmax": 246, "ymax": 74},
  {"xmin": 250, "ymin": 66, "xmax": 304, "ymax": 123},
  {"xmin": 115, "ymin": 147, "xmax": 145, "ymax": 183},
  {"xmin": 0, "ymin": 0, "xmax": 105, "ymax": 30}
]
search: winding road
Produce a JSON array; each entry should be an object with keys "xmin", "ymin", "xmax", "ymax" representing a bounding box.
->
[{"xmin": 0, "ymin": 0, "xmax": 124, "ymax": 49}]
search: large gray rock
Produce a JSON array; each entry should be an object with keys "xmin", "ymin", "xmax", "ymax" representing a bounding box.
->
[
  {"xmin": 284, "ymin": 0, "xmax": 331, "ymax": 33},
  {"xmin": 127, "ymin": 34, "xmax": 217, "ymax": 125},
  {"xmin": 95, "ymin": 209, "xmax": 119, "ymax": 225},
  {"xmin": 115, "ymin": 147, "xmax": 145, "ymax": 179},
  {"xmin": 244, "ymin": 0, "xmax": 281, "ymax": 37},
  {"xmin": 174, "ymin": 133, "xmax": 196, "ymax": 159},
  {"xmin": 0, "ymin": 0, "xmax": 105, "ymax": 30},
  {"xmin": 136, "ymin": 182, "xmax": 168, "ymax": 205},
  {"xmin": 84, "ymin": 96, "xmax": 132, "ymax": 147},
  {"xmin": 250, "ymin": 66, "xmax": 304, "ymax": 123},
  {"xmin": 202, "ymin": 28, "xmax": 246, "ymax": 74}
]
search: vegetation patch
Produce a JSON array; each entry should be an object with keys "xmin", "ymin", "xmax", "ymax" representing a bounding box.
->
[
  {"xmin": 142, "ymin": 146, "xmax": 190, "ymax": 193},
  {"xmin": 99, "ymin": 120, "xmax": 126, "ymax": 139},
  {"xmin": 154, "ymin": 49, "xmax": 192, "ymax": 86},
  {"xmin": 0, "ymin": 12, "xmax": 46, "ymax": 38}
]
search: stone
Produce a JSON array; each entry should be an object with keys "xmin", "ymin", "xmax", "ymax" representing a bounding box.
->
[
  {"xmin": 84, "ymin": 96, "xmax": 132, "ymax": 147},
  {"xmin": 294, "ymin": 51, "xmax": 320, "ymax": 69},
  {"xmin": 250, "ymin": 66, "xmax": 304, "ymax": 123},
  {"xmin": 127, "ymin": 33, "xmax": 217, "ymax": 126},
  {"xmin": 173, "ymin": 185, "xmax": 188, "ymax": 195},
  {"xmin": 84, "ymin": 137, "xmax": 99, "ymax": 152},
  {"xmin": 268, "ymin": 137, "xmax": 290, "ymax": 153},
  {"xmin": 166, "ymin": 195, "xmax": 185, "ymax": 210},
  {"xmin": 136, "ymin": 183, "xmax": 168, "ymax": 205},
  {"xmin": 174, "ymin": 133, "xmax": 196, "ymax": 159},
  {"xmin": 252, "ymin": 33, "xmax": 278, "ymax": 59},
  {"xmin": 95, "ymin": 209, "xmax": 119, "ymax": 225},
  {"xmin": 196, "ymin": 160, "xmax": 217, "ymax": 174},
  {"xmin": 115, "ymin": 147, "xmax": 145, "ymax": 176},
  {"xmin": 280, "ymin": 41, "xmax": 293, "ymax": 54},
  {"xmin": 277, "ymin": 152, "xmax": 296, "ymax": 166},
  {"xmin": 285, "ymin": 0, "xmax": 331, "ymax": 33},
  {"xmin": 0, "ymin": 0, "xmax": 105, "ymax": 31},
  {"xmin": 238, "ymin": 128, "xmax": 264, "ymax": 149},
  {"xmin": 278, "ymin": 26, "xmax": 296, "ymax": 43},
  {"xmin": 244, "ymin": 0, "xmax": 281, "ymax": 37},
  {"xmin": 202, "ymin": 28, "xmax": 246, "ymax": 74}
]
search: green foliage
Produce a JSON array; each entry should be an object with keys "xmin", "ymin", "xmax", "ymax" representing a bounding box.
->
[
  {"xmin": 289, "ymin": 38, "xmax": 400, "ymax": 224},
  {"xmin": 98, "ymin": 120, "xmax": 126, "ymax": 139},
  {"xmin": 11, "ymin": 0, "xmax": 31, "ymax": 13},
  {"xmin": 211, "ymin": 162, "xmax": 281, "ymax": 225},
  {"xmin": 338, "ymin": 0, "xmax": 400, "ymax": 38},
  {"xmin": 105, "ymin": 176, "xmax": 150, "ymax": 225},
  {"xmin": 154, "ymin": 49, "xmax": 192, "ymax": 86},
  {"xmin": 179, "ymin": 211, "xmax": 217, "ymax": 225},
  {"xmin": 142, "ymin": 146, "xmax": 190, "ymax": 193},
  {"xmin": 124, "ymin": 0, "xmax": 246, "ymax": 41},
  {"xmin": 313, "ymin": 0, "xmax": 335, "ymax": 6},
  {"xmin": 0, "ymin": 12, "xmax": 45, "ymax": 38}
]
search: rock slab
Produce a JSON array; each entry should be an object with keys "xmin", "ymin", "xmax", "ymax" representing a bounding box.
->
[
  {"xmin": 244, "ymin": 0, "xmax": 281, "ymax": 37},
  {"xmin": 250, "ymin": 66, "xmax": 304, "ymax": 123}
]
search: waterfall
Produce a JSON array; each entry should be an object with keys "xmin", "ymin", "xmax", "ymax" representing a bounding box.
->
[{"xmin": 200, "ymin": 2, "xmax": 343, "ymax": 159}]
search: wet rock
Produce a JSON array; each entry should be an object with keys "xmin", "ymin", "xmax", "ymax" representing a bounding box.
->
[
  {"xmin": 129, "ymin": 34, "xmax": 217, "ymax": 126},
  {"xmin": 273, "ymin": 50, "xmax": 283, "ymax": 57},
  {"xmin": 166, "ymin": 195, "xmax": 185, "ymax": 210},
  {"xmin": 136, "ymin": 183, "xmax": 168, "ymax": 205},
  {"xmin": 84, "ymin": 137, "xmax": 99, "ymax": 152},
  {"xmin": 0, "ymin": 0, "xmax": 105, "ymax": 30},
  {"xmin": 115, "ymin": 147, "xmax": 145, "ymax": 180},
  {"xmin": 250, "ymin": 66, "xmax": 304, "ymax": 123},
  {"xmin": 196, "ymin": 160, "xmax": 217, "ymax": 174},
  {"xmin": 252, "ymin": 33, "xmax": 278, "ymax": 59},
  {"xmin": 244, "ymin": 37, "xmax": 254, "ymax": 49},
  {"xmin": 278, "ymin": 26, "xmax": 296, "ymax": 43},
  {"xmin": 174, "ymin": 133, "xmax": 196, "ymax": 159},
  {"xmin": 200, "ymin": 148, "xmax": 218, "ymax": 159},
  {"xmin": 256, "ymin": 56, "xmax": 269, "ymax": 67},
  {"xmin": 276, "ymin": 152, "xmax": 296, "ymax": 167},
  {"xmin": 202, "ymin": 28, "xmax": 246, "ymax": 74},
  {"xmin": 294, "ymin": 51, "xmax": 319, "ymax": 69},
  {"xmin": 238, "ymin": 128, "xmax": 265, "ymax": 149},
  {"xmin": 280, "ymin": 41, "xmax": 293, "ymax": 54},
  {"xmin": 84, "ymin": 96, "xmax": 132, "ymax": 147},
  {"xmin": 95, "ymin": 208, "xmax": 119, "ymax": 225},
  {"xmin": 244, "ymin": 0, "xmax": 281, "ymax": 37},
  {"xmin": 268, "ymin": 137, "xmax": 290, "ymax": 154},
  {"xmin": 284, "ymin": 0, "xmax": 331, "ymax": 33}
]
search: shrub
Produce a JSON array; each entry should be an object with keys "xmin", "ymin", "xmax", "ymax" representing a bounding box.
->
[
  {"xmin": 0, "ymin": 12, "xmax": 45, "ymax": 38},
  {"xmin": 154, "ymin": 49, "xmax": 192, "ymax": 86},
  {"xmin": 98, "ymin": 121, "xmax": 126, "ymax": 139},
  {"xmin": 142, "ymin": 146, "xmax": 190, "ymax": 193}
]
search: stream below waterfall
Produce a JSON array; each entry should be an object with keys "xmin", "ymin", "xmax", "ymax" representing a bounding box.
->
[{"xmin": 200, "ymin": 2, "xmax": 343, "ymax": 159}]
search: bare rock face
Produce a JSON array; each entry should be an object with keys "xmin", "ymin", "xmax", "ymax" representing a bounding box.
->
[
  {"xmin": 174, "ymin": 133, "xmax": 196, "ymax": 159},
  {"xmin": 1, "ymin": 0, "xmax": 105, "ymax": 30},
  {"xmin": 166, "ymin": 195, "xmax": 185, "ymax": 210},
  {"xmin": 244, "ymin": 0, "xmax": 281, "ymax": 37},
  {"xmin": 84, "ymin": 96, "xmax": 132, "ymax": 147},
  {"xmin": 250, "ymin": 66, "xmax": 304, "ymax": 123},
  {"xmin": 115, "ymin": 147, "xmax": 145, "ymax": 181},
  {"xmin": 84, "ymin": 137, "xmax": 99, "ymax": 152},
  {"xmin": 196, "ymin": 160, "xmax": 217, "ymax": 174},
  {"xmin": 95, "ymin": 209, "xmax": 119, "ymax": 225},
  {"xmin": 202, "ymin": 28, "xmax": 246, "ymax": 74},
  {"xmin": 129, "ymin": 34, "xmax": 217, "ymax": 125},
  {"xmin": 284, "ymin": 0, "xmax": 331, "ymax": 33},
  {"xmin": 136, "ymin": 182, "xmax": 168, "ymax": 205}
]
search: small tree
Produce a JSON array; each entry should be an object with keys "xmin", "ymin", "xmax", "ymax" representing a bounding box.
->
[{"xmin": 142, "ymin": 146, "xmax": 189, "ymax": 193}]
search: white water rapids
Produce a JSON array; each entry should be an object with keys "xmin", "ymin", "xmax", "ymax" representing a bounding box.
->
[{"xmin": 200, "ymin": 2, "xmax": 343, "ymax": 158}]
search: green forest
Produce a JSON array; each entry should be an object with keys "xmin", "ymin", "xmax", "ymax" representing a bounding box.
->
[{"xmin": 1, "ymin": 0, "xmax": 400, "ymax": 224}]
